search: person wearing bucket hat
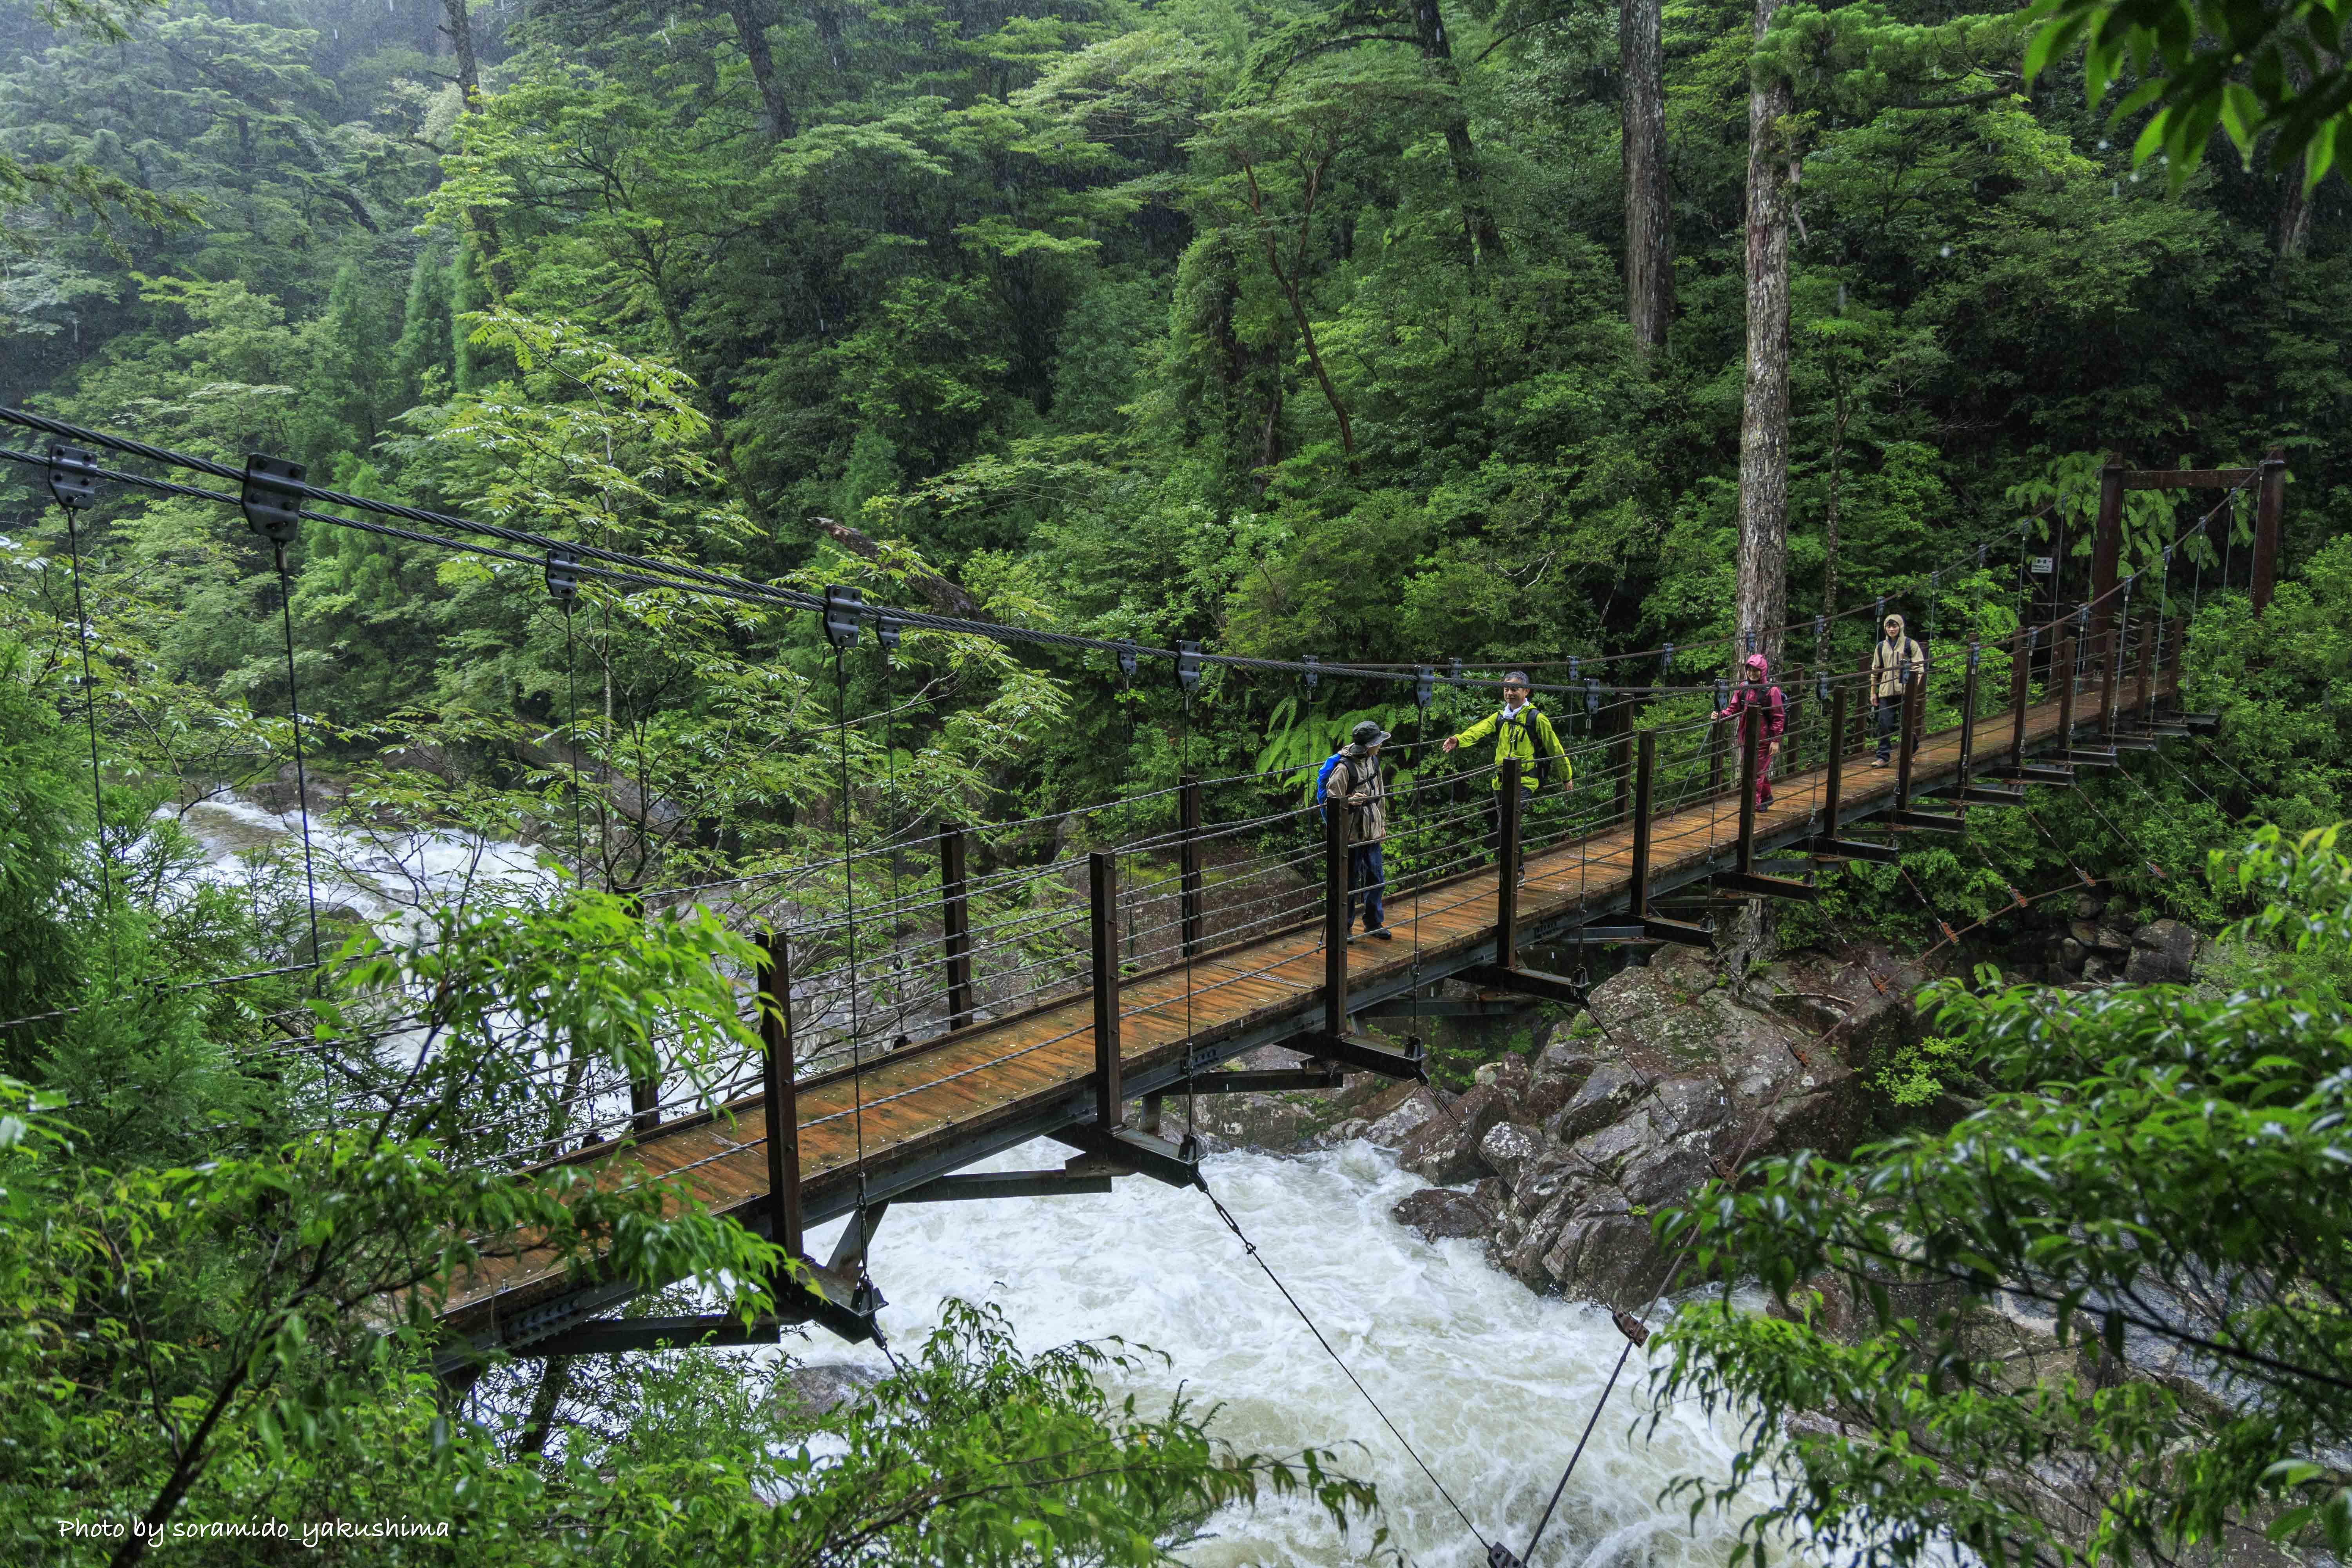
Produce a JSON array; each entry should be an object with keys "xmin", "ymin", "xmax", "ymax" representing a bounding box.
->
[
  {"xmin": 1870, "ymin": 613, "xmax": 1926, "ymax": 766},
  {"xmin": 1713, "ymin": 652, "xmax": 1786, "ymax": 808},
  {"xmin": 1443, "ymin": 671, "xmax": 1571, "ymax": 874},
  {"xmin": 1315, "ymin": 719, "xmax": 1392, "ymax": 939}
]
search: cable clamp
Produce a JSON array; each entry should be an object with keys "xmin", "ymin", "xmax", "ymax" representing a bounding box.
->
[
  {"xmin": 1488, "ymin": 1545, "xmax": 1529, "ymax": 1568},
  {"xmin": 544, "ymin": 548, "xmax": 579, "ymax": 605},
  {"xmin": 1586, "ymin": 677, "xmax": 1601, "ymax": 715},
  {"xmin": 1176, "ymin": 639, "xmax": 1201, "ymax": 692},
  {"xmin": 1116, "ymin": 640, "xmax": 1137, "ymax": 682},
  {"xmin": 1303, "ymin": 654, "xmax": 1319, "ymax": 695},
  {"xmin": 1415, "ymin": 665, "xmax": 1434, "ymax": 708},
  {"xmin": 241, "ymin": 453, "xmax": 306, "ymax": 546},
  {"xmin": 875, "ymin": 612, "xmax": 902, "ymax": 658},
  {"xmin": 1611, "ymin": 1310, "xmax": 1650, "ymax": 1348},
  {"xmin": 822, "ymin": 584, "xmax": 863, "ymax": 648},
  {"xmin": 45, "ymin": 443, "xmax": 98, "ymax": 510}
]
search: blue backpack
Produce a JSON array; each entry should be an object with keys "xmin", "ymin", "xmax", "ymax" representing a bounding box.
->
[{"xmin": 1313, "ymin": 751, "xmax": 1349, "ymax": 817}]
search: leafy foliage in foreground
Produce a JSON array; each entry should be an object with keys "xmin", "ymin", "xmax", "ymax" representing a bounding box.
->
[
  {"xmin": 0, "ymin": 929, "xmax": 1373, "ymax": 1566},
  {"xmin": 1653, "ymin": 824, "xmax": 2352, "ymax": 1567}
]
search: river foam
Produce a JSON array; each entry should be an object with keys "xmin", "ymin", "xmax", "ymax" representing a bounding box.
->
[{"xmin": 809, "ymin": 1136, "xmax": 1774, "ymax": 1568}]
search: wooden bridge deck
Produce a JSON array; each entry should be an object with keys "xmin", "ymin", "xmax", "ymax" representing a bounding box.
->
[{"xmin": 438, "ymin": 682, "xmax": 2160, "ymax": 1352}]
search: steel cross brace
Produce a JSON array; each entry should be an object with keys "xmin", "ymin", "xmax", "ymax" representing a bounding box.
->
[{"xmin": 1459, "ymin": 962, "xmax": 1588, "ymax": 1005}]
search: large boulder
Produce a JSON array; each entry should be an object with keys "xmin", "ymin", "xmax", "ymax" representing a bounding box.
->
[
  {"xmin": 1539, "ymin": 1208, "xmax": 1680, "ymax": 1311},
  {"xmin": 1474, "ymin": 1054, "xmax": 1533, "ymax": 1102},
  {"xmin": 1454, "ymin": 942, "xmax": 1891, "ymax": 1310},
  {"xmin": 1545, "ymin": 1061, "xmax": 1648, "ymax": 1144},
  {"xmin": 1396, "ymin": 1085, "xmax": 1511, "ymax": 1183},
  {"xmin": 1524, "ymin": 1040, "xmax": 1599, "ymax": 1121},
  {"xmin": 1479, "ymin": 1120, "xmax": 1545, "ymax": 1191},
  {"xmin": 1390, "ymin": 1186, "xmax": 1498, "ymax": 1243},
  {"xmin": 1359, "ymin": 1083, "xmax": 1454, "ymax": 1148},
  {"xmin": 2126, "ymin": 918, "xmax": 2199, "ymax": 985}
]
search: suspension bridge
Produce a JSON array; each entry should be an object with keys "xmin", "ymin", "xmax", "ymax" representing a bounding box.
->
[{"xmin": 0, "ymin": 410, "xmax": 2285, "ymax": 1558}]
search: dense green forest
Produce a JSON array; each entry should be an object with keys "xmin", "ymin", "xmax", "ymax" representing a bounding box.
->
[{"xmin": 4, "ymin": 0, "xmax": 2352, "ymax": 1560}]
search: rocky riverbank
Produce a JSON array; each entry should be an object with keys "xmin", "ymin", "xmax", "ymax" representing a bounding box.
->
[
  {"xmin": 1172, "ymin": 907, "xmax": 2217, "ymax": 1323},
  {"xmin": 1170, "ymin": 940, "xmax": 1922, "ymax": 1307}
]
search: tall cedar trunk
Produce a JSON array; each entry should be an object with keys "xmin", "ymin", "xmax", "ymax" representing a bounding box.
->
[
  {"xmin": 1410, "ymin": 0, "xmax": 1506, "ymax": 263},
  {"xmin": 1619, "ymin": 0, "xmax": 1671, "ymax": 356},
  {"xmin": 2276, "ymin": 55, "xmax": 2323, "ymax": 261},
  {"xmin": 441, "ymin": 0, "xmax": 514, "ymax": 300},
  {"xmin": 1735, "ymin": 0, "xmax": 1793, "ymax": 673},
  {"xmin": 1731, "ymin": 0, "xmax": 1794, "ymax": 965},
  {"xmin": 2277, "ymin": 158, "xmax": 2312, "ymax": 259},
  {"xmin": 1818, "ymin": 379, "xmax": 1847, "ymax": 671},
  {"xmin": 724, "ymin": 0, "xmax": 795, "ymax": 140}
]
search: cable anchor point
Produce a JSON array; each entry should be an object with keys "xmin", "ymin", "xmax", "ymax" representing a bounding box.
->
[
  {"xmin": 46, "ymin": 443, "xmax": 98, "ymax": 510},
  {"xmin": 241, "ymin": 452, "xmax": 306, "ymax": 567},
  {"xmin": 544, "ymin": 547, "xmax": 579, "ymax": 609},
  {"xmin": 822, "ymin": 584, "xmax": 864, "ymax": 649}
]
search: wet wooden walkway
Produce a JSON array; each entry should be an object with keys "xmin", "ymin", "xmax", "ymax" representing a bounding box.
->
[{"xmin": 438, "ymin": 680, "xmax": 2162, "ymax": 1353}]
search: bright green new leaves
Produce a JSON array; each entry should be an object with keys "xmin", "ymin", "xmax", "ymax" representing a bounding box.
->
[
  {"xmin": 1652, "ymin": 825, "xmax": 2352, "ymax": 1568},
  {"xmin": 2022, "ymin": 0, "xmax": 2352, "ymax": 187}
]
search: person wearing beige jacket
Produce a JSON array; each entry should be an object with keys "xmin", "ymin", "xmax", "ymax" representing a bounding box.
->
[{"xmin": 1870, "ymin": 613, "xmax": 1926, "ymax": 766}]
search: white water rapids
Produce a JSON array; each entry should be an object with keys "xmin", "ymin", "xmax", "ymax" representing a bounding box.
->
[
  {"xmin": 806, "ymin": 1139, "xmax": 1774, "ymax": 1568},
  {"xmin": 186, "ymin": 795, "xmax": 1782, "ymax": 1566}
]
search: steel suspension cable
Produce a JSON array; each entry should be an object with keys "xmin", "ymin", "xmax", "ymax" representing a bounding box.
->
[
  {"xmin": 833, "ymin": 645, "xmax": 878, "ymax": 1301},
  {"xmin": 272, "ymin": 548, "xmax": 323, "ymax": 966},
  {"xmin": 56, "ymin": 498, "xmax": 116, "ymax": 975},
  {"xmin": 1199, "ymin": 1181, "xmax": 1490, "ymax": 1552}
]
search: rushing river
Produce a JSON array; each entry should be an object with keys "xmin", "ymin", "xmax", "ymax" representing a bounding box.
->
[
  {"xmin": 807, "ymin": 1139, "xmax": 1769, "ymax": 1568},
  {"xmin": 187, "ymin": 796, "xmax": 1773, "ymax": 1567}
]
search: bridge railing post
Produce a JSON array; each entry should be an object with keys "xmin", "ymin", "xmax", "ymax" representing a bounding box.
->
[
  {"xmin": 1496, "ymin": 758, "xmax": 1522, "ymax": 969},
  {"xmin": 1852, "ymin": 655, "xmax": 1872, "ymax": 758},
  {"xmin": 1089, "ymin": 850, "xmax": 1123, "ymax": 1131},
  {"xmin": 756, "ymin": 931, "xmax": 802, "ymax": 1263},
  {"xmin": 2098, "ymin": 608, "xmax": 2123, "ymax": 741},
  {"xmin": 1822, "ymin": 690, "xmax": 1847, "ymax": 840},
  {"xmin": 2134, "ymin": 617, "xmax": 2154, "ymax": 724},
  {"xmin": 1323, "ymin": 782, "xmax": 1350, "ymax": 1037},
  {"xmin": 1895, "ymin": 666, "xmax": 1921, "ymax": 813},
  {"xmin": 1612, "ymin": 731, "xmax": 1631, "ymax": 826},
  {"xmin": 1179, "ymin": 775, "xmax": 1204, "ymax": 958},
  {"xmin": 2162, "ymin": 613, "xmax": 2183, "ymax": 711},
  {"xmin": 939, "ymin": 822, "xmax": 973, "ymax": 1029},
  {"xmin": 1629, "ymin": 733, "xmax": 1655, "ymax": 920},
  {"xmin": 2009, "ymin": 627, "xmax": 2033, "ymax": 770},
  {"xmin": 1958, "ymin": 642, "xmax": 1980, "ymax": 791},
  {"xmin": 2054, "ymin": 633, "xmax": 2078, "ymax": 753},
  {"xmin": 2252, "ymin": 446, "xmax": 2286, "ymax": 614},
  {"xmin": 1735, "ymin": 701, "xmax": 1759, "ymax": 875},
  {"xmin": 621, "ymin": 884, "xmax": 658, "ymax": 1135}
]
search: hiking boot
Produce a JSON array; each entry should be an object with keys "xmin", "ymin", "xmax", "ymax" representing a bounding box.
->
[
  {"xmin": 1870, "ymin": 757, "xmax": 1889, "ymax": 769},
  {"xmin": 1365, "ymin": 926, "xmax": 1394, "ymax": 941}
]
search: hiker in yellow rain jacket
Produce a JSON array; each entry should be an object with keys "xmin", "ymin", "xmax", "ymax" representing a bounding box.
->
[{"xmin": 1442, "ymin": 671, "xmax": 1572, "ymax": 865}]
